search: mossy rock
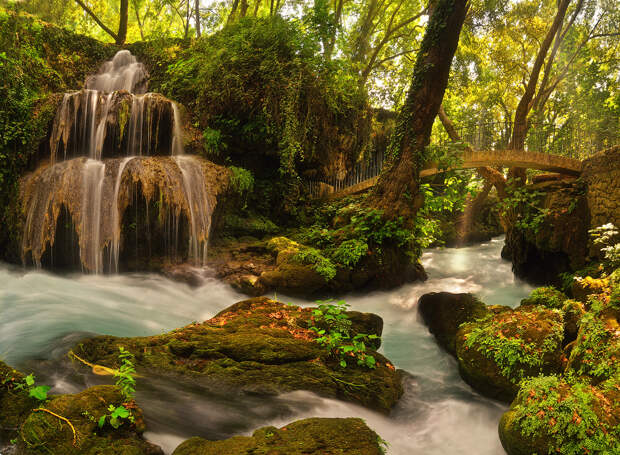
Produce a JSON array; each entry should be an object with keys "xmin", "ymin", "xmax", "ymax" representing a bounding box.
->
[
  {"xmin": 171, "ymin": 417, "xmax": 385, "ymax": 454},
  {"xmin": 520, "ymin": 286, "xmax": 568, "ymax": 309},
  {"xmin": 571, "ymin": 276, "xmax": 611, "ymax": 302},
  {"xmin": 418, "ymin": 292, "xmax": 489, "ymax": 355},
  {"xmin": 16, "ymin": 385, "xmax": 162, "ymax": 455},
  {"xmin": 71, "ymin": 298, "xmax": 402, "ymax": 413},
  {"xmin": 259, "ymin": 262, "xmax": 327, "ymax": 294},
  {"xmin": 455, "ymin": 307, "xmax": 565, "ymax": 402},
  {"xmin": 0, "ymin": 362, "xmax": 37, "ymax": 431},
  {"xmin": 499, "ymin": 376, "xmax": 620, "ymax": 455},
  {"xmin": 566, "ymin": 296, "xmax": 620, "ymax": 385}
]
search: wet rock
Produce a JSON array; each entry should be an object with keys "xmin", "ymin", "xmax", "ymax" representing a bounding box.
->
[
  {"xmin": 71, "ymin": 298, "xmax": 402, "ymax": 413},
  {"xmin": 503, "ymin": 180, "xmax": 589, "ymax": 285},
  {"xmin": 455, "ymin": 307, "xmax": 565, "ymax": 402},
  {"xmin": 172, "ymin": 417, "xmax": 385, "ymax": 455},
  {"xmin": 163, "ymin": 264, "xmax": 213, "ymax": 287},
  {"xmin": 499, "ymin": 376, "xmax": 620, "ymax": 455},
  {"xmin": 14, "ymin": 385, "xmax": 162, "ymax": 455},
  {"xmin": 418, "ymin": 292, "xmax": 489, "ymax": 355}
]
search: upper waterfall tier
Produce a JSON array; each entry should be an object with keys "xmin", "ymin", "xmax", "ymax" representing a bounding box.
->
[
  {"xmin": 85, "ymin": 50, "xmax": 148, "ymax": 94},
  {"xmin": 49, "ymin": 90, "xmax": 178, "ymax": 162}
]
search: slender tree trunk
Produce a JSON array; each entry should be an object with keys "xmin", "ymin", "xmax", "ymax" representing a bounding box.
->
[
  {"xmin": 239, "ymin": 0, "xmax": 249, "ymax": 17},
  {"xmin": 229, "ymin": 0, "xmax": 241, "ymax": 23},
  {"xmin": 195, "ymin": 0, "xmax": 201, "ymax": 37},
  {"xmin": 132, "ymin": 0, "xmax": 144, "ymax": 40},
  {"xmin": 437, "ymin": 104, "xmax": 507, "ymax": 199},
  {"xmin": 366, "ymin": 0, "xmax": 469, "ymax": 226},
  {"xmin": 253, "ymin": 0, "xmax": 261, "ymax": 16},
  {"xmin": 509, "ymin": 0, "xmax": 571, "ymax": 182},
  {"xmin": 74, "ymin": 0, "xmax": 118, "ymax": 42},
  {"xmin": 116, "ymin": 0, "xmax": 129, "ymax": 45}
]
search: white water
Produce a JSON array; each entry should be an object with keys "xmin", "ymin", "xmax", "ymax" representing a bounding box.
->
[
  {"xmin": 0, "ymin": 237, "xmax": 532, "ymax": 454},
  {"xmin": 86, "ymin": 49, "xmax": 148, "ymax": 94}
]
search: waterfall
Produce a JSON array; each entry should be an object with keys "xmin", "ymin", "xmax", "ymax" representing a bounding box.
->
[
  {"xmin": 21, "ymin": 50, "xmax": 217, "ymax": 273},
  {"xmin": 81, "ymin": 160, "xmax": 106, "ymax": 273},
  {"xmin": 109, "ymin": 157, "xmax": 133, "ymax": 273}
]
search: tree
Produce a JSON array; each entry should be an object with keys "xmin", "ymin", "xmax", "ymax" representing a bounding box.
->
[
  {"xmin": 74, "ymin": 0, "xmax": 130, "ymax": 45},
  {"xmin": 366, "ymin": 0, "xmax": 469, "ymax": 224}
]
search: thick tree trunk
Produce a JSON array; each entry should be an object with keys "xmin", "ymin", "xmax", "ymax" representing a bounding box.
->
[
  {"xmin": 366, "ymin": 0, "xmax": 469, "ymax": 226},
  {"xmin": 195, "ymin": 0, "xmax": 201, "ymax": 37},
  {"xmin": 116, "ymin": 0, "xmax": 129, "ymax": 45},
  {"xmin": 508, "ymin": 0, "xmax": 571, "ymax": 182}
]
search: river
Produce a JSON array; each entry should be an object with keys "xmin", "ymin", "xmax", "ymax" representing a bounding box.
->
[{"xmin": 0, "ymin": 236, "xmax": 532, "ymax": 454}]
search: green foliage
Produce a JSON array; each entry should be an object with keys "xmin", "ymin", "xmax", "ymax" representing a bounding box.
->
[
  {"xmin": 568, "ymin": 299, "xmax": 619, "ymax": 383},
  {"xmin": 14, "ymin": 373, "xmax": 51, "ymax": 402},
  {"xmin": 499, "ymin": 183, "xmax": 550, "ymax": 234},
  {"xmin": 462, "ymin": 309, "xmax": 564, "ymax": 383},
  {"xmin": 162, "ymin": 16, "xmax": 368, "ymax": 181},
  {"xmin": 97, "ymin": 404, "xmax": 134, "ymax": 430},
  {"xmin": 229, "ymin": 166, "xmax": 255, "ymax": 194},
  {"xmin": 309, "ymin": 300, "xmax": 379, "ymax": 369},
  {"xmin": 521, "ymin": 287, "xmax": 568, "ymax": 309},
  {"xmin": 114, "ymin": 347, "xmax": 136, "ymax": 400},
  {"xmin": 293, "ymin": 247, "xmax": 337, "ymax": 281},
  {"xmin": 296, "ymin": 200, "xmax": 415, "ymax": 272},
  {"xmin": 510, "ymin": 376, "xmax": 620, "ymax": 454}
]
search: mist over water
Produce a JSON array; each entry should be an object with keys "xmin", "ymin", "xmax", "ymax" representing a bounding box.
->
[{"xmin": 0, "ymin": 237, "xmax": 532, "ymax": 454}]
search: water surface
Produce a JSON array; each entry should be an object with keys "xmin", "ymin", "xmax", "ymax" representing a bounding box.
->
[{"xmin": 0, "ymin": 237, "xmax": 532, "ymax": 454}]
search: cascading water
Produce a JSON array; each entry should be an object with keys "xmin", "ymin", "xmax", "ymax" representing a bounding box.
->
[{"xmin": 21, "ymin": 50, "xmax": 216, "ymax": 273}]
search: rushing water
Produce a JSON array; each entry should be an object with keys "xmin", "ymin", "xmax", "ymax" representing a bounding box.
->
[{"xmin": 0, "ymin": 237, "xmax": 532, "ymax": 454}]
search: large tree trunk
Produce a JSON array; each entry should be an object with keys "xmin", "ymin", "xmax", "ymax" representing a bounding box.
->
[
  {"xmin": 195, "ymin": 0, "xmax": 201, "ymax": 37},
  {"xmin": 508, "ymin": 0, "xmax": 571, "ymax": 182},
  {"xmin": 116, "ymin": 0, "xmax": 129, "ymax": 45},
  {"xmin": 366, "ymin": 0, "xmax": 469, "ymax": 226}
]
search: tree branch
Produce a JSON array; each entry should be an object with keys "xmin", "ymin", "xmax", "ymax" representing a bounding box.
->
[{"xmin": 74, "ymin": 0, "xmax": 118, "ymax": 41}]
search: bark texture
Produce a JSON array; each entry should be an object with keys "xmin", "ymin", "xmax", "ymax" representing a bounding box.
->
[{"xmin": 367, "ymin": 0, "xmax": 469, "ymax": 225}]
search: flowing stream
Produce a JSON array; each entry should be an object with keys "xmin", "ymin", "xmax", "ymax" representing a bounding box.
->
[{"xmin": 0, "ymin": 237, "xmax": 532, "ymax": 454}]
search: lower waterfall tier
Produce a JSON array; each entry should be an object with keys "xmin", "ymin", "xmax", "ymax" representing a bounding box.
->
[{"xmin": 20, "ymin": 155, "xmax": 229, "ymax": 273}]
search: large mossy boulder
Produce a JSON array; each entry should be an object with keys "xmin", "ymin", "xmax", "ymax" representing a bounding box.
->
[
  {"xmin": 566, "ymin": 293, "xmax": 620, "ymax": 385},
  {"xmin": 499, "ymin": 376, "xmax": 620, "ymax": 455},
  {"xmin": 455, "ymin": 307, "xmax": 565, "ymax": 402},
  {"xmin": 71, "ymin": 298, "xmax": 402, "ymax": 413},
  {"xmin": 418, "ymin": 292, "xmax": 489, "ymax": 355},
  {"xmin": 15, "ymin": 385, "xmax": 162, "ymax": 455},
  {"xmin": 172, "ymin": 418, "xmax": 385, "ymax": 455},
  {"xmin": 520, "ymin": 286, "xmax": 568, "ymax": 309}
]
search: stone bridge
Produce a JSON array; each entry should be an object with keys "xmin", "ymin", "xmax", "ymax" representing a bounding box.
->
[{"xmin": 316, "ymin": 149, "xmax": 583, "ymax": 198}]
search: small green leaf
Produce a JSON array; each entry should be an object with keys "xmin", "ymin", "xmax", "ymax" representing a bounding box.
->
[
  {"xmin": 29, "ymin": 385, "xmax": 50, "ymax": 401},
  {"xmin": 98, "ymin": 415, "xmax": 106, "ymax": 428}
]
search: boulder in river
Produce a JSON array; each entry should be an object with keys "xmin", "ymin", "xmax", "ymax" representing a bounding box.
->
[
  {"xmin": 71, "ymin": 297, "xmax": 402, "ymax": 413},
  {"xmin": 418, "ymin": 292, "xmax": 489, "ymax": 355},
  {"xmin": 499, "ymin": 375, "xmax": 620, "ymax": 455},
  {"xmin": 172, "ymin": 417, "xmax": 386, "ymax": 455},
  {"xmin": 455, "ymin": 306, "xmax": 565, "ymax": 402}
]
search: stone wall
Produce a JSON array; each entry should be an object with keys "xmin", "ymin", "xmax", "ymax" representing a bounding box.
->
[{"xmin": 582, "ymin": 146, "xmax": 620, "ymax": 229}]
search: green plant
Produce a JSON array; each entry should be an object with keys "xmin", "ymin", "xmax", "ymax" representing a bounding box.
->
[
  {"xmin": 229, "ymin": 166, "xmax": 255, "ymax": 194},
  {"xmin": 97, "ymin": 404, "xmax": 134, "ymax": 430},
  {"xmin": 310, "ymin": 300, "xmax": 379, "ymax": 369},
  {"xmin": 115, "ymin": 347, "xmax": 136, "ymax": 400},
  {"xmin": 510, "ymin": 375, "xmax": 620, "ymax": 454},
  {"xmin": 293, "ymin": 247, "xmax": 337, "ymax": 281},
  {"xmin": 14, "ymin": 373, "xmax": 50, "ymax": 401},
  {"xmin": 589, "ymin": 223, "xmax": 620, "ymax": 268},
  {"xmin": 499, "ymin": 183, "xmax": 550, "ymax": 233},
  {"xmin": 520, "ymin": 287, "xmax": 568, "ymax": 309}
]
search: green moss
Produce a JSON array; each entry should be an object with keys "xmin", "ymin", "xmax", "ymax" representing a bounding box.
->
[
  {"xmin": 71, "ymin": 298, "xmax": 402, "ymax": 413},
  {"xmin": 456, "ymin": 307, "xmax": 565, "ymax": 401},
  {"xmin": 172, "ymin": 418, "xmax": 385, "ymax": 455},
  {"xmin": 499, "ymin": 376, "xmax": 620, "ymax": 455},
  {"xmin": 521, "ymin": 287, "xmax": 568, "ymax": 309},
  {"xmin": 567, "ymin": 297, "xmax": 620, "ymax": 384}
]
